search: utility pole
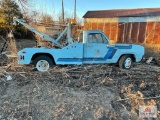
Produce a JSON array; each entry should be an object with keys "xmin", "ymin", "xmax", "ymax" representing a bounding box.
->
[
  {"xmin": 74, "ymin": 0, "xmax": 76, "ymax": 20},
  {"xmin": 62, "ymin": 0, "xmax": 64, "ymax": 23}
]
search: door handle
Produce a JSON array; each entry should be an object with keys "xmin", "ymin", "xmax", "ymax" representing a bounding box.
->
[{"xmin": 106, "ymin": 44, "xmax": 110, "ymax": 48}]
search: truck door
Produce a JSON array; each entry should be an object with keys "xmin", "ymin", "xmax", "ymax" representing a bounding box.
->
[{"xmin": 83, "ymin": 33, "xmax": 110, "ymax": 63}]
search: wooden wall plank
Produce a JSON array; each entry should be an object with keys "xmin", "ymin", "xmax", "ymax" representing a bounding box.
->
[
  {"xmin": 92, "ymin": 23, "xmax": 98, "ymax": 30},
  {"xmin": 98, "ymin": 23, "xmax": 104, "ymax": 31},
  {"xmin": 123, "ymin": 23, "xmax": 128, "ymax": 43},
  {"xmin": 131, "ymin": 22, "xmax": 139, "ymax": 43},
  {"xmin": 153, "ymin": 22, "xmax": 160, "ymax": 44},
  {"xmin": 145, "ymin": 22, "xmax": 154, "ymax": 44},
  {"xmin": 117, "ymin": 23, "xmax": 125, "ymax": 43},
  {"xmin": 138, "ymin": 22, "xmax": 147, "ymax": 43},
  {"xmin": 110, "ymin": 22, "xmax": 118, "ymax": 41},
  {"xmin": 125, "ymin": 23, "xmax": 132, "ymax": 43},
  {"xmin": 104, "ymin": 22, "xmax": 111, "ymax": 38},
  {"xmin": 83, "ymin": 23, "xmax": 92, "ymax": 30}
]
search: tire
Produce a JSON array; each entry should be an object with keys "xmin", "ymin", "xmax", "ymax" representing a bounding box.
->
[
  {"xmin": 119, "ymin": 55, "xmax": 133, "ymax": 69},
  {"xmin": 33, "ymin": 55, "xmax": 53, "ymax": 72}
]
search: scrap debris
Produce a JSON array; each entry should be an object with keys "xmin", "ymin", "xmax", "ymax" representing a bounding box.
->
[
  {"xmin": 146, "ymin": 57, "xmax": 154, "ymax": 64},
  {"xmin": 145, "ymin": 56, "xmax": 160, "ymax": 66}
]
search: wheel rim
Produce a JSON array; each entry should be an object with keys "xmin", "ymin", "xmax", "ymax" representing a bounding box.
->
[
  {"xmin": 36, "ymin": 60, "xmax": 49, "ymax": 72},
  {"xmin": 124, "ymin": 58, "xmax": 132, "ymax": 68}
]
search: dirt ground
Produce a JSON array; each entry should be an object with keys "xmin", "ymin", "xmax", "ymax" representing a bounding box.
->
[{"xmin": 0, "ymin": 39, "xmax": 160, "ymax": 120}]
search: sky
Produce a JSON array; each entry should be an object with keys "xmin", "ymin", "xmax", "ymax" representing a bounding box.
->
[{"xmin": 31, "ymin": 0, "xmax": 160, "ymax": 20}]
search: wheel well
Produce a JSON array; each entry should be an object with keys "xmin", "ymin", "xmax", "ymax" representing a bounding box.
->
[
  {"xmin": 118, "ymin": 54, "xmax": 136, "ymax": 62},
  {"xmin": 31, "ymin": 53, "xmax": 55, "ymax": 64}
]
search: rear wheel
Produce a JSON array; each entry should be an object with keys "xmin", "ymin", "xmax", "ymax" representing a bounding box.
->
[
  {"xmin": 33, "ymin": 55, "xmax": 53, "ymax": 72},
  {"xmin": 119, "ymin": 55, "xmax": 133, "ymax": 69}
]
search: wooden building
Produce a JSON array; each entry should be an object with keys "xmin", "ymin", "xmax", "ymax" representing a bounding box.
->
[{"xmin": 83, "ymin": 8, "xmax": 160, "ymax": 44}]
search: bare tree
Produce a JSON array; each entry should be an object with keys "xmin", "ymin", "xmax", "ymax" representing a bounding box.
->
[
  {"xmin": 39, "ymin": 14, "xmax": 54, "ymax": 25},
  {"xmin": 15, "ymin": 0, "xmax": 29, "ymax": 11}
]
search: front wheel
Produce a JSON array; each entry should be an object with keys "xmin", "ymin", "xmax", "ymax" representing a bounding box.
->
[
  {"xmin": 33, "ymin": 55, "xmax": 53, "ymax": 72},
  {"xmin": 119, "ymin": 55, "xmax": 133, "ymax": 69}
]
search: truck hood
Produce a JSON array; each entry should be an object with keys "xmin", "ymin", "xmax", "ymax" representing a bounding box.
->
[{"xmin": 18, "ymin": 47, "xmax": 51, "ymax": 55}]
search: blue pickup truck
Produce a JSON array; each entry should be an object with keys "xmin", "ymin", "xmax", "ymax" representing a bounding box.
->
[
  {"xmin": 18, "ymin": 30, "xmax": 144, "ymax": 72},
  {"xmin": 14, "ymin": 18, "xmax": 144, "ymax": 72}
]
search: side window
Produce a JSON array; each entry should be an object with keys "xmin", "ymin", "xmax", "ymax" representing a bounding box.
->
[
  {"xmin": 88, "ymin": 33, "xmax": 108, "ymax": 44},
  {"xmin": 95, "ymin": 34, "xmax": 103, "ymax": 43},
  {"xmin": 101, "ymin": 34, "xmax": 108, "ymax": 44}
]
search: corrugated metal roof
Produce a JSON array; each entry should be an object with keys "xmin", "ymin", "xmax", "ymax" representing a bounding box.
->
[{"xmin": 83, "ymin": 8, "xmax": 160, "ymax": 18}]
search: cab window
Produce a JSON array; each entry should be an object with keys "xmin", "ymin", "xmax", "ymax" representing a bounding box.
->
[{"xmin": 88, "ymin": 33, "xmax": 108, "ymax": 44}]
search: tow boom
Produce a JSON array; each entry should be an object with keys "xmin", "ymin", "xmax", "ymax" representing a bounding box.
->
[{"xmin": 13, "ymin": 17, "xmax": 74, "ymax": 48}]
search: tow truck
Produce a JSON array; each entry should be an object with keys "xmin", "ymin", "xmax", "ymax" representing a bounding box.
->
[{"xmin": 13, "ymin": 17, "xmax": 144, "ymax": 72}]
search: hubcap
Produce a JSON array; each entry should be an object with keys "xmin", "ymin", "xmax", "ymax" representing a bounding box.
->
[
  {"xmin": 124, "ymin": 58, "xmax": 132, "ymax": 68},
  {"xmin": 36, "ymin": 60, "xmax": 49, "ymax": 72}
]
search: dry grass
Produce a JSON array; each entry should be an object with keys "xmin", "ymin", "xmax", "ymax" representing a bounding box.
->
[
  {"xmin": 0, "ymin": 35, "xmax": 18, "ymax": 66},
  {"xmin": 7, "ymin": 37, "xmax": 17, "ymax": 56},
  {"xmin": 0, "ymin": 61, "xmax": 159, "ymax": 119},
  {"xmin": 0, "ymin": 35, "xmax": 17, "ymax": 57},
  {"xmin": 144, "ymin": 44, "xmax": 160, "ymax": 58}
]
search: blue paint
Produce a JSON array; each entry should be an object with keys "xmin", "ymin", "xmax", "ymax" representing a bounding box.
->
[
  {"xmin": 104, "ymin": 47, "xmax": 115, "ymax": 59},
  {"xmin": 108, "ymin": 48, "xmax": 117, "ymax": 59},
  {"xmin": 57, "ymin": 45, "xmax": 133, "ymax": 62},
  {"xmin": 58, "ymin": 46, "xmax": 115, "ymax": 62},
  {"xmin": 57, "ymin": 58, "xmax": 83, "ymax": 62}
]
